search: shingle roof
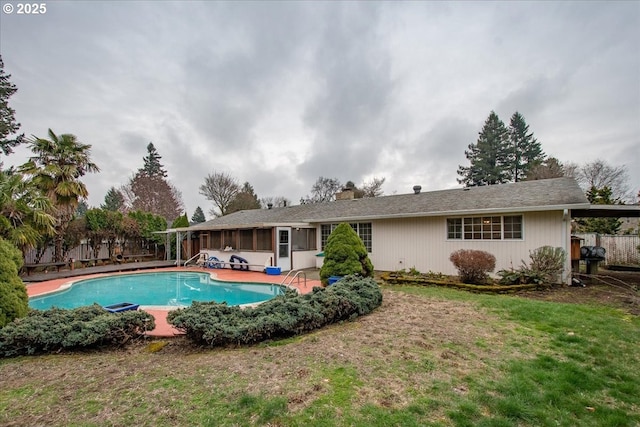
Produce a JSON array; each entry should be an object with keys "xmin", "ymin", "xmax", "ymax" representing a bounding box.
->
[{"xmin": 188, "ymin": 177, "xmax": 589, "ymax": 230}]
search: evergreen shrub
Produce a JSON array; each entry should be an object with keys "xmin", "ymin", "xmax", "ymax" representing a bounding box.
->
[
  {"xmin": 319, "ymin": 223, "xmax": 374, "ymax": 285},
  {"xmin": 449, "ymin": 249, "xmax": 496, "ymax": 284},
  {"xmin": 167, "ymin": 275, "xmax": 382, "ymax": 347},
  {"xmin": 0, "ymin": 304, "xmax": 155, "ymax": 357},
  {"xmin": 0, "ymin": 238, "xmax": 28, "ymax": 327}
]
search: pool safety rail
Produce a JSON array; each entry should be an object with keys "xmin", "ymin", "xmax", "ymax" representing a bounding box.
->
[{"xmin": 280, "ymin": 270, "xmax": 307, "ymax": 290}]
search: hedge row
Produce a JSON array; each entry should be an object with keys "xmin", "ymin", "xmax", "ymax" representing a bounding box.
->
[
  {"xmin": 380, "ymin": 272, "xmax": 550, "ymax": 293},
  {"xmin": 0, "ymin": 305, "xmax": 155, "ymax": 357},
  {"xmin": 167, "ymin": 275, "xmax": 382, "ymax": 347}
]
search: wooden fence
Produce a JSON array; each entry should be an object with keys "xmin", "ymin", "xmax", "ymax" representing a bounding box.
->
[
  {"xmin": 575, "ymin": 233, "xmax": 640, "ymax": 265},
  {"xmin": 24, "ymin": 242, "xmax": 161, "ymax": 264}
]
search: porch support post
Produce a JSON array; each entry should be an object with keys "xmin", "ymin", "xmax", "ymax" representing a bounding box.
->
[
  {"xmin": 176, "ymin": 231, "xmax": 182, "ymax": 267},
  {"xmin": 187, "ymin": 231, "xmax": 192, "ymax": 261},
  {"xmin": 165, "ymin": 232, "xmax": 170, "ymax": 261}
]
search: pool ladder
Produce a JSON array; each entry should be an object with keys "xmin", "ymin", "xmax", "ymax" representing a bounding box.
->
[
  {"xmin": 279, "ymin": 270, "xmax": 307, "ymax": 290},
  {"xmin": 183, "ymin": 251, "xmax": 208, "ymax": 267}
]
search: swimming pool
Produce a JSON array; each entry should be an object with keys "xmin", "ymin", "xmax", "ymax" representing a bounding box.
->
[{"xmin": 29, "ymin": 271, "xmax": 285, "ymax": 310}]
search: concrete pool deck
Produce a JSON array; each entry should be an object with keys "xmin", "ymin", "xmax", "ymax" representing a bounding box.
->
[{"xmin": 26, "ymin": 267, "xmax": 322, "ymax": 337}]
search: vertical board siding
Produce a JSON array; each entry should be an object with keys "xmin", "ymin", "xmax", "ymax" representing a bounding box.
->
[{"xmin": 371, "ymin": 211, "xmax": 566, "ymax": 276}]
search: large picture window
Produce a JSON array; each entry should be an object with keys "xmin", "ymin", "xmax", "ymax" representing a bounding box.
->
[
  {"xmin": 447, "ymin": 215, "xmax": 523, "ymax": 240},
  {"xmin": 321, "ymin": 223, "xmax": 372, "ymax": 252},
  {"xmin": 292, "ymin": 228, "xmax": 317, "ymax": 251}
]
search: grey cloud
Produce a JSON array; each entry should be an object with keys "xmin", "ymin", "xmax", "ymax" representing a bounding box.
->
[
  {"xmin": 1, "ymin": 1, "xmax": 637, "ymax": 215},
  {"xmin": 179, "ymin": 2, "xmax": 318, "ymax": 153},
  {"xmin": 298, "ymin": 3, "xmax": 395, "ymax": 185}
]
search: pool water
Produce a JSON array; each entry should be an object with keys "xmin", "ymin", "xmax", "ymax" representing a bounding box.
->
[{"xmin": 29, "ymin": 271, "xmax": 284, "ymax": 310}]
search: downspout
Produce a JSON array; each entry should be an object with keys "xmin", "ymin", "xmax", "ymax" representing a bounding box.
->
[{"xmin": 562, "ymin": 209, "xmax": 570, "ymax": 285}]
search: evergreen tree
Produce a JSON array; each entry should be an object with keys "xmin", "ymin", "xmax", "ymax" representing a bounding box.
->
[
  {"xmin": 319, "ymin": 223, "xmax": 374, "ymax": 285},
  {"xmin": 101, "ymin": 186, "xmax": 126, "ymax": 212},
  {"xmin": 0, "ymin": 238, "xmax": 28, "ymax": 327},
  {"xmin": 457, "ymin": 111, "xmax": 510, "ymax": 187},
  {"xmin": 576, "ymin": 186, "xmax": 623, "ymax": 234},
  {"xmin": 0, "ymin": 56, "xmax": 24, "ymax": 156},
  {"xmin": 75, "ymin": 199, "xmax": 89, "ymax": 217},
  {"xmin": 139, "ymin": 142, "xmax": 167, "ymax": 178},
  {"xmin": 228, "ymin": 182, "xmax": 261, "ymax": 214},
  {"xmin": 507, "ymin": 112, "xmax": 545, "ymax": 182},
  {"xmin": 191, "ymin": 206, "xmax": 206, "ymax": 223}
]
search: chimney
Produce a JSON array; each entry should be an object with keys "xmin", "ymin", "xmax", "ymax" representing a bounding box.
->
[
  {"xmin": 336, "ymin": 189, "xmax": 355, "ymax": 200},
  {"xmin": 267, "ymin": 203, "xmax": 273, "ymax": 209},
  {"xmin": 413, "ymin": 185, "xmax": 422, "ymax": 194}
]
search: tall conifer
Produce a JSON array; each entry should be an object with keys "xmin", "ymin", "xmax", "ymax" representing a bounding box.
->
[
  {"xmin": 508, "ymin": 112, "xmax": 544, "ymax": 182},
  {"xmin": 139, "ymin": 142, "xmax": 167, "ymax": 178},
  {"xmin": 457, "ymin": 111, "xmax": 510, "ymax": 186}
]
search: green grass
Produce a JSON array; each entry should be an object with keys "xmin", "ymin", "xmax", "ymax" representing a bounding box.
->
[
  {"xmin": 398, "ymin": 286, "xmax": 640, "ymax": 427},
  {"xmin": 1, "ymin": 285, "xmax": 639, "ymax": 426}
]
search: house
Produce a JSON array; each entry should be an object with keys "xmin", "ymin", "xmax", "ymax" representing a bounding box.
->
[{"xmin": 171, "ymin": 177, "xmax": 639, "ymax": 284}]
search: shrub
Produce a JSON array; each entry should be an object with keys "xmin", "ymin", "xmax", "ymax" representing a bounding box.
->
[
  {"xmin": 497, "ymin": 267, "xmax": 546, "ymax": 285},
  {"xmin": 528, "ymin": 246, "xmax": 566, "ymax": 283},
  {"xmin": 0, "ymin": 238, "xmax": 28, "ymax": 327},
  {"xmin": 319, "ymin": 223, "xmax": 374, "ymax": 285},
  {"xmin": 498, "ymin": 246, "xmax": 566, "ymax": 285},
  {"xmin": 168, "ymin": 275, "xmax": 382, "ymax": 347},
  {"xmin": 0, "ymin": 305, "xmax": 155, "ymax": 357},
  {"xmin": 449, "ymin": 249, "xmax": 496, "ymax": 285}
]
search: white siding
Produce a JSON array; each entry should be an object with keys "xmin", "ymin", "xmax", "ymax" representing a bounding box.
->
[
  {"xmin": 292, "ymin": 250, "xmax": 319, "ymax": 270},
  {"xmin": 370, "ymin": 211, "xmax": 566, "ymax": 276}
]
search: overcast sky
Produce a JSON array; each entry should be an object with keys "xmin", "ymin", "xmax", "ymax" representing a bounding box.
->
[{"xmin": 1, "ymin": 1, "xmax": 638, "ymax": 219}]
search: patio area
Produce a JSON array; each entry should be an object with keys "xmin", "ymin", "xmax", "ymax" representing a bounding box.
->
[{"xmin": 25, "ymin": 267, "xmax": 322, "ymax": 337}]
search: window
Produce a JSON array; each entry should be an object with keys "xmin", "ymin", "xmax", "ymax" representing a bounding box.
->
[
  {"xmin": 279, "ymin": 230, "xmax": 289, "ymax": 258},
  {"xmin": 447, "ymin": 218, "xmax": 462, "ymax": 239},
  {"xmin": 447, "ymin": 215, "xmax": 522, "ymax": 240},
  {"xmin": 503, "ymin": 215, "xmax": 523, "ymax": 239},
  {"xmin": 352, "ymin": 223, "xmax": 372, "ymax": 252},
  {"xmin": 256, "ymin": 229, "xmax": 272, "ymax": 251},
  {"xmin": 200, "ymin": 233, "xmax": 209, "ymax": 250},
  {"xmin": 292, "ymin": 228, "xmax": 317, "ymax": 251},
  {"xmin": 222, "ymin": 230, "xmax": 237, "ymax": 249},
  {"xmin": 321, "ymin": 222, "xmax": 372, "ymax": 252},
  {"xmin": 239, "ymin": 230, "xmax": 253, "ymax": 250},
  {"xmin": 210, "ymin": 231, "xmax": 221, "ymax": 249},
  {"xmin": 320, "ymin": 224, "xmax": 337, "ymax": 250}
]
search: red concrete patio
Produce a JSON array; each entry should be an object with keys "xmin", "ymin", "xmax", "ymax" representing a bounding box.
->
[{"xmin": 26, "ymin": 267, "xmax": 322, "ymax": 337}]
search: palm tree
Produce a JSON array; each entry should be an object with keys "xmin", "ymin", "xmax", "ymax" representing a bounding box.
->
[
  {"xmin": 0, "ymin": 168, "xmax": 55, "ymax": 252},
  {"xmin": 19, "ymin": 129, "xmax": 99, "ymax": 261}
]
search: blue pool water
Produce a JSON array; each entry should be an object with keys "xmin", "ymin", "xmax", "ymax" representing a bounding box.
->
[{"xmin": 29, "ymin": 271, "xmax": 284, "ymax": 310}]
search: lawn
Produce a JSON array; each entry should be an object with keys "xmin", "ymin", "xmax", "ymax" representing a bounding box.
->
[{"xmin": 1, "ymin": 286, "xmax": 638, "ymax": 426}]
